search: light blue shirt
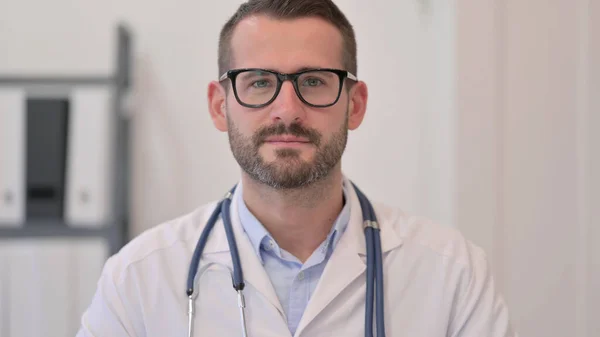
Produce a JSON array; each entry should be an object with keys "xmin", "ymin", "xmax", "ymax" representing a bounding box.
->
[{"xmin": 237, "ymin": 182, "xmax": 351, "ymax": 335}]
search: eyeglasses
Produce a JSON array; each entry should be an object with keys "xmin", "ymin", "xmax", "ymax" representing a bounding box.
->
[{"xmin": 219, "ymin": 68, "xmax": 358, "ymax": 108}]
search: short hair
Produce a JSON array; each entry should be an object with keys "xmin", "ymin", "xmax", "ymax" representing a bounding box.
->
[{"xmin": 218, "ymin": 0, "xmax": 357, "ymax": 77}]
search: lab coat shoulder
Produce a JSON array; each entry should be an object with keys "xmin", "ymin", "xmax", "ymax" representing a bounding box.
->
[
  {"xmin": 373, "ymin": 202, "xmax": 517, "ymax": 336},
  {"xmin": 399, "ymin": 210, "xmax": 486, "ymax": 265},
  {"xmin": 77, "ymin": 201, "xmax": 221, "ymax": 337},
  {"xmin": 122, "ymin": 200, "xmax": 219, "ymax": 265},
  {"xmin": 374, "ymin": 200, "xmax": 486, "ymax": 266},
  {"xmin": 103, "ymin": 200, "xmax": 219, "ymax": 285}
]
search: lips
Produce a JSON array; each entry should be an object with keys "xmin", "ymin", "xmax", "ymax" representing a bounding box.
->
[{"xmin": 264, "ymin": 136, "xmax": 310, "ymax": 143}]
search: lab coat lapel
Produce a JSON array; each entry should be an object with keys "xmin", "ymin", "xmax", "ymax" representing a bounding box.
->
[
  {"xmin": 294, "ymin": 224, "xmax": 366, "ymax": 336},
  {"xmin": 294, "ymin": 179, "xmax": 403, "ymax": 336},
  {"xmin": 200, "ymin": 186, "xmax": 286, "ymax": 319}
]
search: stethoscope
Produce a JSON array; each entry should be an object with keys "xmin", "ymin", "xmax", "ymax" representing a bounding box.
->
[{"xmin": 185, "ymin": 182, "xmax": 386, "ymax": 337}]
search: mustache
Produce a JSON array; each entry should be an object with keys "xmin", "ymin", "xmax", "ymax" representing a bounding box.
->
[{"xmin": 252, "ymin": 122, "xmax": 322, "ymax": 147}]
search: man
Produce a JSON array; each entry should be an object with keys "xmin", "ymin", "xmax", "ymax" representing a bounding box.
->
[{"xmin": 77, "ymin": 0, "xmax": 517, "ymax": 336}]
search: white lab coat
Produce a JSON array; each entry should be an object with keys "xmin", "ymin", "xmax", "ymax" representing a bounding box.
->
[{"xmin": 76, "ymin": 178, "xmax": 517, "ymax": 337}]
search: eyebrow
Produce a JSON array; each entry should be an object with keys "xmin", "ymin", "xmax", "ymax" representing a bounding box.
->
[
  {"xmin": 260, "ymin": 66, "xmax": 327, "ymax": 73},
  {"xmin": 295, "ymin": 66, "xmax": 323, "ymax": 72}
]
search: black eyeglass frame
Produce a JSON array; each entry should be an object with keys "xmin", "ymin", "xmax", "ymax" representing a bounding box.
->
[{"xmin": 219, "ymin": 68, "xmax": 358, "ymax": 108}]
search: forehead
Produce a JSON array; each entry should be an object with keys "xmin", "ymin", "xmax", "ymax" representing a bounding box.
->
[{"xmin": 229, "ymin": 15, "xmax": 344, "ymax": 72}]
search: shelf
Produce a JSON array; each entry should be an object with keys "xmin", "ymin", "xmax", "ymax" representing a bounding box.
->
[
  {"xmin": 1, "ymin": 221, "xmax": 110, "ymax": 236},
  {"xmin": 0, "ymin": 76, "xmax": 114, "ymax": 87},
  {"xmin": 0, "ymin": 220, "xmax": 128, "ymax": 255}
]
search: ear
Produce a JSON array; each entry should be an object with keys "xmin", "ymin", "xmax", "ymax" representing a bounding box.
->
[
  {"xmin": 207, "ymin": 81, "xmax": 228, "ymax": 132},
  {"xmin": 347, "ymin": 81, "xmax": 368, "ymax": 130}
]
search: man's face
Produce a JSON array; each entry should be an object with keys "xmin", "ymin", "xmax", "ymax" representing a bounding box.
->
[{"xmin": 224, "ymin": 15, "xmax": 351, "ymax": 189}]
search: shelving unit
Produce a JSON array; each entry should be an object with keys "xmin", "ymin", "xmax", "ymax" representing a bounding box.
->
[{"xmin": 0, "ymin": 23, "xmax": 133, "ymax": 256}]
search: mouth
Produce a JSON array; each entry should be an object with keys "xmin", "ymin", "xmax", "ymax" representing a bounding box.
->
[{"xmin": 264, "ymin": 136, "xmax": 311, "ymax": 144}]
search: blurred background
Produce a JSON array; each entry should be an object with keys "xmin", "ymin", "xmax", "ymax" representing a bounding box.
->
[{"xmin": 0, "ymin": 0, "xmax": 597, "ymax": 336}]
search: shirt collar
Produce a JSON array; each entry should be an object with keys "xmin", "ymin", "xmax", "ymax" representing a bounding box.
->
[{"xmin": 237, "ymin": 180, "xmax": 352, "ymax": 264}]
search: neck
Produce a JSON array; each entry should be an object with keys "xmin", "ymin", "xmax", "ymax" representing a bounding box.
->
[{"xmin": 241, "ymin": 169, "xmax": 345, "ymax": 263}]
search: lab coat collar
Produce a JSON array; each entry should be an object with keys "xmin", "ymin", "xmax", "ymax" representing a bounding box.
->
[
  {"xmin": 196, "ymin": 175, "xmax": 403, "ymax": 329},
  {"xmin": 198, "ymin": 176, "xmax": 402, "ymax": 256}
]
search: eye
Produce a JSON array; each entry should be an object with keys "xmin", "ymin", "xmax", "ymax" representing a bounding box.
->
[
  {"xmin": 251, "ymin": 79, "xmax": 272, "ymax": 88},
  {"xmin": 302, "ymin": 78, "xmax": 324, "ymax": 87}
]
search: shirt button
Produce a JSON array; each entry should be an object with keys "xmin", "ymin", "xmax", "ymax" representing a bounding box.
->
[
  {"xmin": 263, "ymin": 240, "xmax": 275, "ymax": 251},
  {"xmin": 298, "ymin": 271, "xmax": 305, "ymax": 280}
]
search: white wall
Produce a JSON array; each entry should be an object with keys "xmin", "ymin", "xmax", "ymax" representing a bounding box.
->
[
  {"xmin": 455, "ymin": 0, "xmax": 502, "ymax": 269},
  {"xmin": 503, "ymin": 1, "xmax": 579, "ymax": 334},
  {"xmin": 587, "ymin": 1, "xmax": 599, "ymax": 334},
  {"xmin": 414, "ymin": 0, "xmax": 457, "ymax": 228},
  {"xmin": 456, "ymin": 0, "xmax": 599, "ymax": 336}
]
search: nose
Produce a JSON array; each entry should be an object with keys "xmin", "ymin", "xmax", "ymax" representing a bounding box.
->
[{"xmin": 269, "ymin": 80, "xmax": 306, "ymax": 125}]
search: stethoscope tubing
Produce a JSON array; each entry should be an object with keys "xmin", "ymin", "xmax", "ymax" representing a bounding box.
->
[
  {"xmin": 186, "ymin": 182, "xmax": 385, "ymax": 337},
  {"xmin": 351, "ymin": 182, "xmax": 386, "ymax": 337}
]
